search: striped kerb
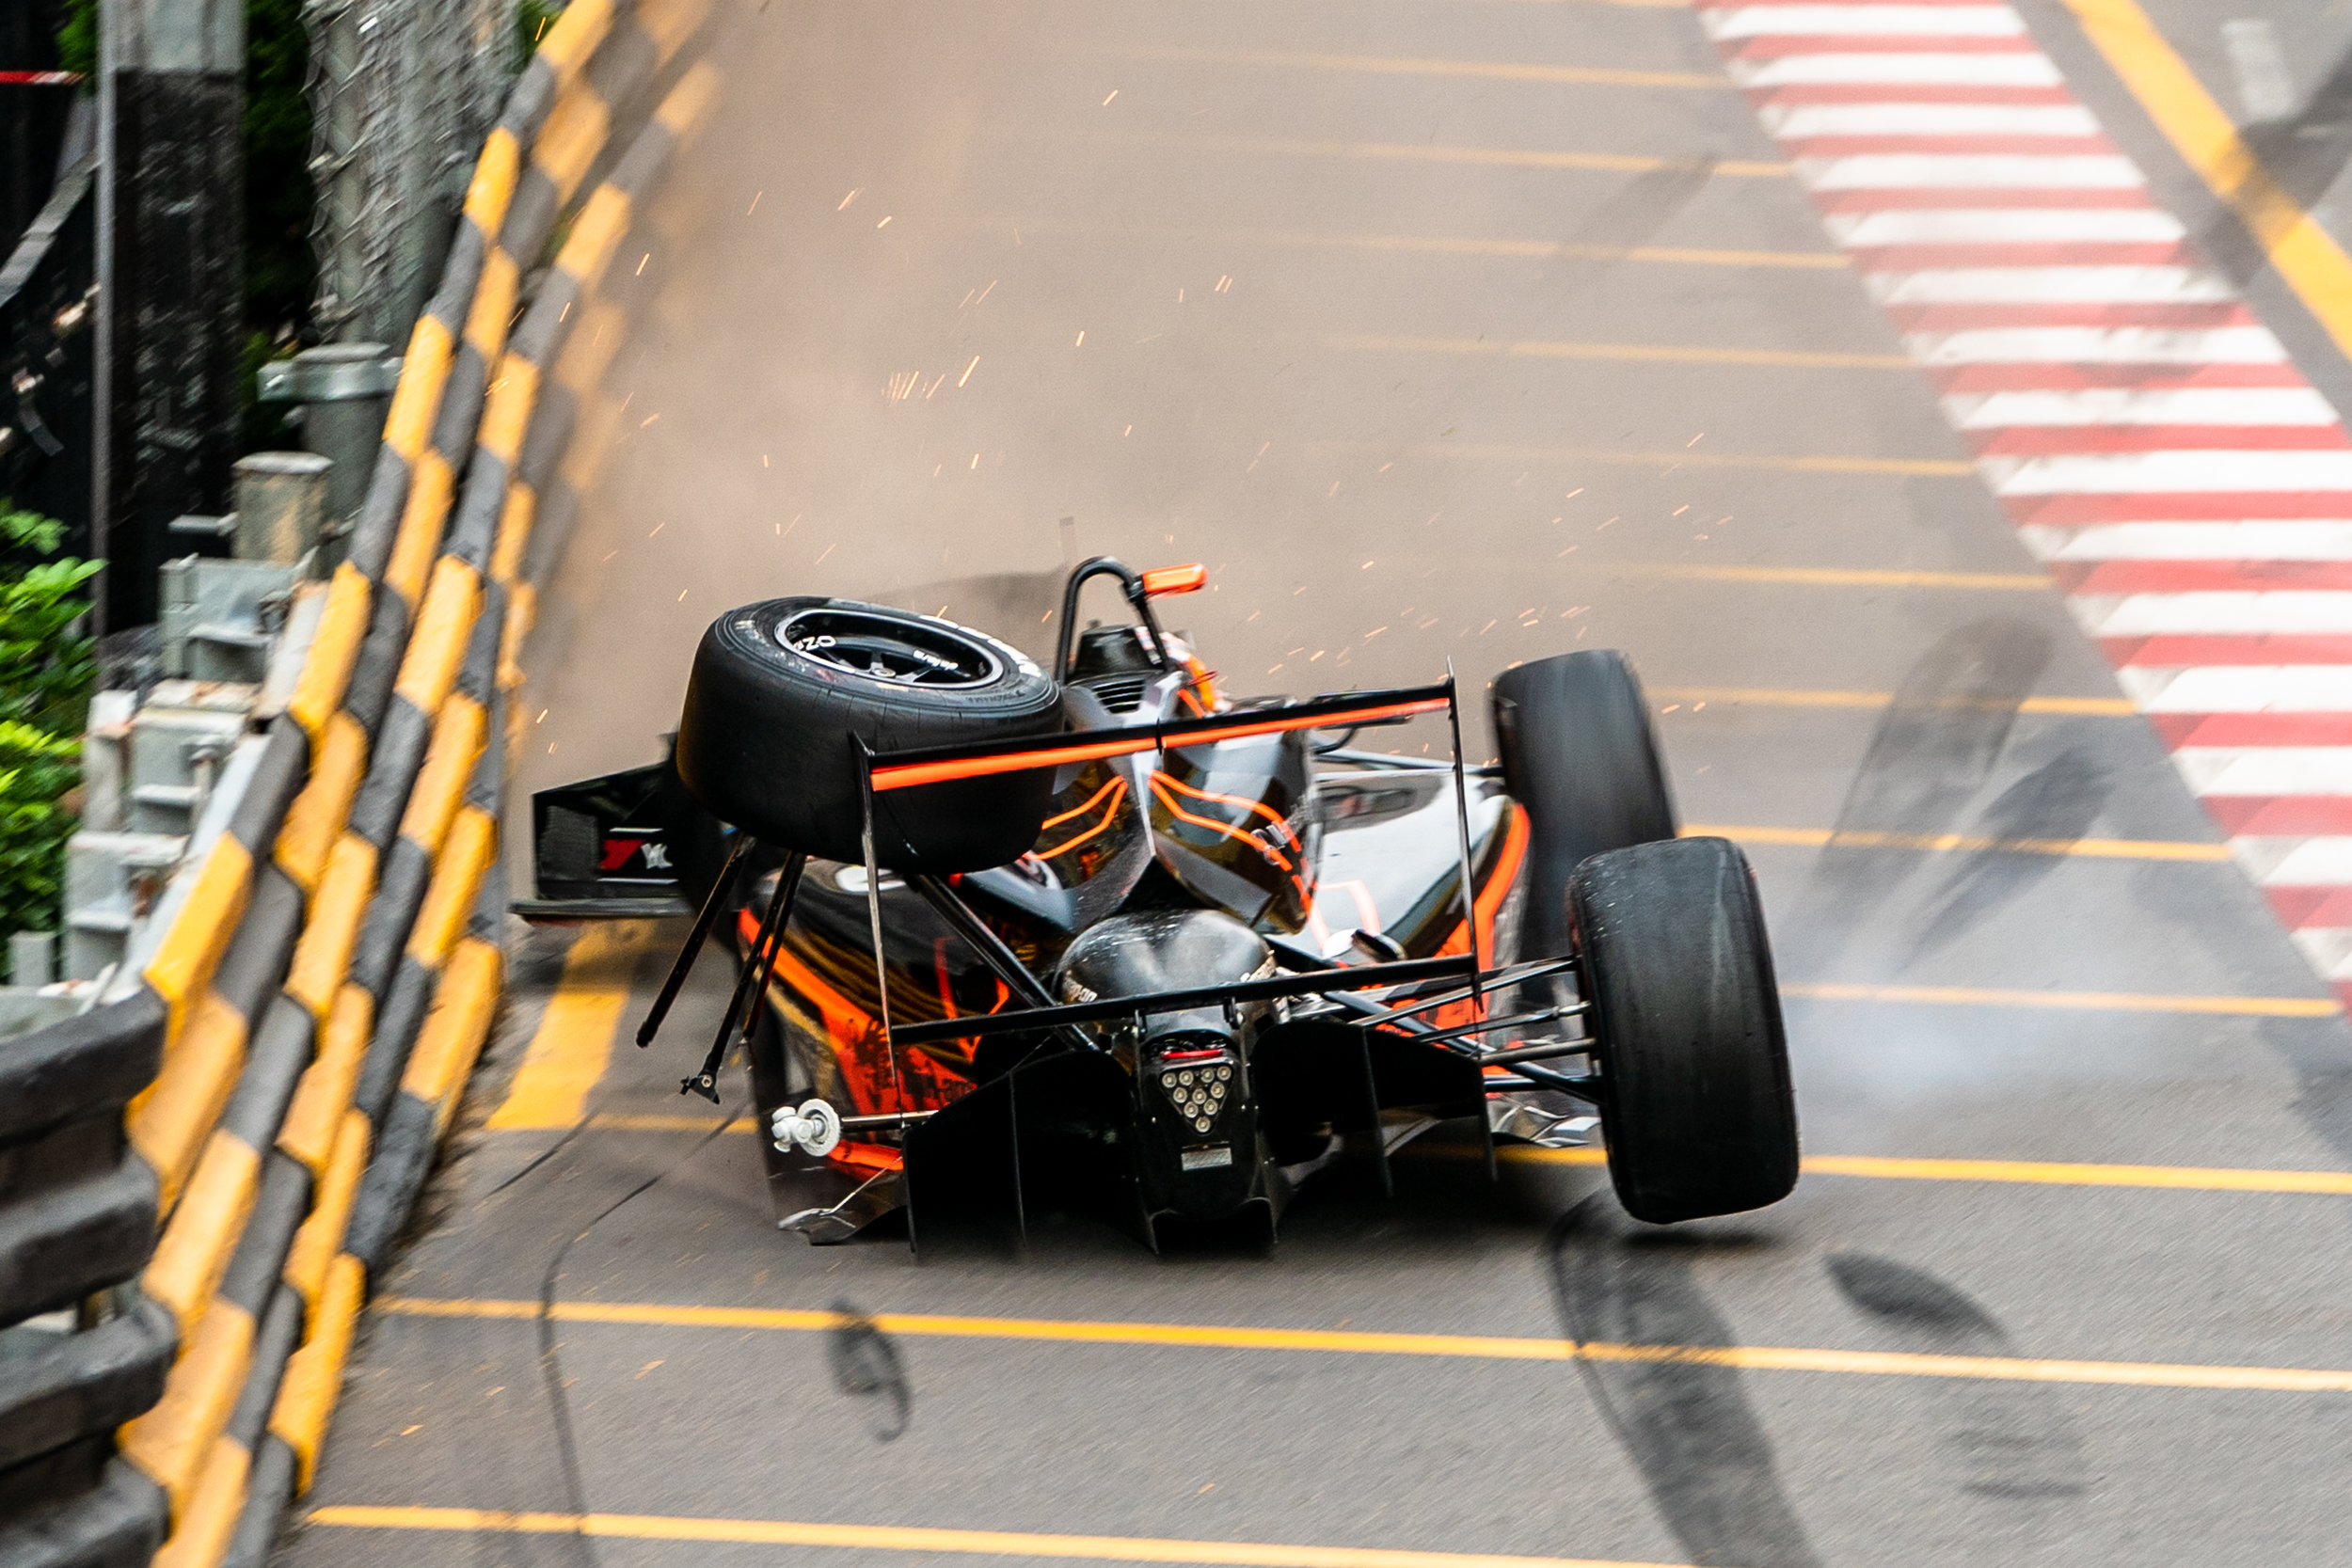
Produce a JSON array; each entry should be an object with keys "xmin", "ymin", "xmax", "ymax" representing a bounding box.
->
[{"xmin": 1698, "ymin": 0, "xmax": 2352, "ymax": 1006}]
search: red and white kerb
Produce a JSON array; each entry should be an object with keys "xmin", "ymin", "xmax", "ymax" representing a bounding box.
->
[{"xmin": 1698, "ymin": 0, "xmax": 2352, "ymax": 1005}]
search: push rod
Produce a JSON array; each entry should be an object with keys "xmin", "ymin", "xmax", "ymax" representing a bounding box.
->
[
  {"xmin": 1410, "ymin": 1004, "xmax": 1588, "ymax": 1050},
  {"xmin": 637, "ymin": 834, "xmax": 752, "ymax": 1047},
  {"xmin": 1476, "ymin": 1038, "xmax": 1593, "ymax": 1067}
]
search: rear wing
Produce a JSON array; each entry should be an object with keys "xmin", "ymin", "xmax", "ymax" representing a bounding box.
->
[
  {"xmin": 858, "ymin": 677, "xmax": 1486, "ymax": 1053},
  {"xmin": 655, "ymin": 669, "xmax": 1519, "ymax": 1104}
]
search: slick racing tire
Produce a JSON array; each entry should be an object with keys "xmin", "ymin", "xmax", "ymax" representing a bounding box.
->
[
  {"xmin": 675, "ymin": 597, "xmax": 1062, "ymax": 873},
  {"xmin": 1493, "ymin": 650, "xmax": 1677, "ymax": 958},
  {"xmin": 1570, "ymin": 836, "xmax": 1798, "ymax": 1225}
]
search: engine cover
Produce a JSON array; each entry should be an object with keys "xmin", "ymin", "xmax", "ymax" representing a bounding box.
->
[{"xmin": 1056, "ymin": 910, "xmax": 1278, "ymax": 1226}]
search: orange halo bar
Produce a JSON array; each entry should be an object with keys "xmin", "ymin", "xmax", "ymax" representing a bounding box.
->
[
  {"xmin": 869, "ymin": 690, "xmax": 1453, "ymax": 792},
  {"xmin": 1141, "ymin": 563, "xmax": 1208, "ymax": 596}
]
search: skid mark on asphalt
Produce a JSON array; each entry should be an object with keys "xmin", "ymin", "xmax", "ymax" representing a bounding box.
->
[
  {"xmin": 1796, "ymin": 618, "xmax": 2054, "ymax": 963},
  {"xmin": 1544, "ymin": 1198, "xmax": 1823, "ymax": 1568},
  {"xmin": 1826, "ymin": 1252, "xmax": 2094, "ymax": 1503},
  {"xmin": 829, "ymin": 1300, "xmax": 914, "ymax": 1441},
  {"xmin": 1910, "ymin": 743, "xmax": 2112, "ymax": 955}
]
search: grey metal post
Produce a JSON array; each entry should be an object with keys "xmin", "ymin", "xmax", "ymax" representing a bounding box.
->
[
  {"xmin": 255, "ymin": 340, "xmax": 396, "ymax": 552},
  {"xmin": 231, "ymin": 451, "xmax": 332, "ymax": 568},
  {"xmin": 8, "ymin": 932, "xmax": 56, "ymax": 989},
  {"xmin": 95, "ymin": 0, "xmax": 246, "ymax": 632},
  {"xmin": 304, "ymin": 0, "xmax": 516, "ymax": 348}
]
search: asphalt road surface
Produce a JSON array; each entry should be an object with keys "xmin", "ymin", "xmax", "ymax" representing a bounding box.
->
[{"xmin": 279, "ymin": 0, "xmax": 2352, "ymax": 1564}]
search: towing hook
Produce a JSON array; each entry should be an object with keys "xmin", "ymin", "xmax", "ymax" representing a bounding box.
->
[{"xmin": 771, "ymin": 1098, "xmax": 844, "ymax": 1157}]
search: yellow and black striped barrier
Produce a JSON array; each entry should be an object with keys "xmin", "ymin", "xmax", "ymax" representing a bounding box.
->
[{"xmin": 0, "ymin": 6, "xmax": 717, "ymax": 1565}]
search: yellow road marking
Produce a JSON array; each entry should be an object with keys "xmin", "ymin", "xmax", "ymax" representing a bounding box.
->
[
  {"xmin": 487, "ymin": 1121, "xmax": 2352, "ymax": 1195},
  {"xmin": 1427, "ymin": 1145, "xmax": 2352, "ymax": 1195},
  {"xmin": 372, "ymin": 1297, "xmax": 2352, "ymax": 1392},
  {"xmin": 309, "ymin": 1506, "xmax": 1698, "ymax": 1568},
  {"xmin": 1795, "ymin": 1153, "xmax": 2352, "ymax": 1195},
  {"xmin": 1333, "ymin": 334, "xmax": 1914, "ymax": 369},
  {"xmin": 1620, "ymin": 562, "xmax": 2039, "ymax": 589},
  {"xmin": 1286, "ymin": 232, "xmax": 1840, "ymax": 268},
  {"xmin": 580, "ymin": 1111, "xmax": 752, "ymax": 1133},
  {"xmin": 1686, "ymin": 823, "xmax": 2228, "ymax": 863},
  {"xmin": 1043, "ymin": 132, "xmax": 1789, "ymax": 178},
  {"xmin": 1089, "ymin": 45, "xmax": 1729, "ymax": 90},
  {"xmin": 1019, "ymin": 223, "xmax": 1839, "ymax": 270},
  {"xmin": 484, "ymin": 924, "xmax": 659, "ymax": 1130},
  {"xmin": 2060, "ymin": 0, "xmax": 2352, "ymax": 366},
  {"xmin": 1388, "ymin": 444, "xmax": 1975, "ymax": 478},
  {"xmin": 1649, "ymin": 685, "xmax": 2139, "ymax": 717},
  {"xmin": 1783, "ymin": 981, "xmax": 2336, "ymax": 1018}
]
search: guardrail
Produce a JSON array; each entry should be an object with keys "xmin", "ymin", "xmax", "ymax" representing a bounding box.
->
[{"xmin": 0, "ymin": 4, "xmax": 715, "ymax": 1562}]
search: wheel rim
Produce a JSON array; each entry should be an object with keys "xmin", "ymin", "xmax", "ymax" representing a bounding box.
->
[{"xmin": 776, "ymin": 607, "xmax": 1002, "ymax": 688}]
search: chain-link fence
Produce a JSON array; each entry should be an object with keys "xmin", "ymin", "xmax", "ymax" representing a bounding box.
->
[{"xmin": 304, "ymin": 0, "xmax": 516, "ymax": 345}]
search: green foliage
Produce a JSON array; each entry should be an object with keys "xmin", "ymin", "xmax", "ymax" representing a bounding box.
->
[
  {"xmin": 0, "ymin": 503, "xmax": 97, "ymax": 949},
  {"xmin": 516, "ymin": 0, "xmax": 566, "ymax": 69},
  {"xmin": 245, "ymin": 0, "xmax": 316, "ymax": 346},
  {"xmin": 56, "ymin": 0, "xmax": 95, "ymax": 88}
]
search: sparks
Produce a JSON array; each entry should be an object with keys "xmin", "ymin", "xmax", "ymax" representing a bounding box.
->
[
  {"xmin": 747, "ymin": 191, "xmax": 762, "ymax": 214},
  {"xmin": 959, "ymin": 356, "xmax": 979, "ymax": 387},
  {"xmin": 1102, "ymin": 88, "xmax": 1120, "ymax": 104},
  {"xmin": 839, "ymin": 188, "xmax": 861, "ymax": 210}
]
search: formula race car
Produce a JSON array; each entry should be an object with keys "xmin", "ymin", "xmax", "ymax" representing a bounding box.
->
[{"xmin": 522, "ymin": 558, "xmax": 1799, "ymax": 1247}]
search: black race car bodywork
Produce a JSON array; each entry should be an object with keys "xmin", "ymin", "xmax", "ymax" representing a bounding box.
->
[{"xmin": 523, "ymin": 559, "xmax": 1797, "ymax": 1247}]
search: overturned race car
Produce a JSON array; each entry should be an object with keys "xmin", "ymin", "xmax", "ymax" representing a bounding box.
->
[{"xmin": 524, "ymin": 557, "xmax": 1799, "ymax": 1248}]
